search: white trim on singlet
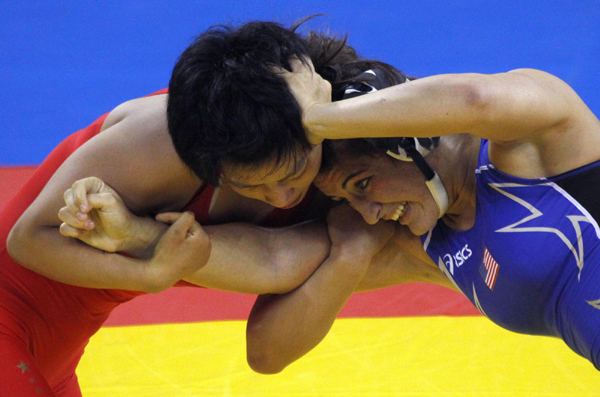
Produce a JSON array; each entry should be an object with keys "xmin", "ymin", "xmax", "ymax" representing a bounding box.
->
[
  {"xmin": 423, "ymin": 229, "xmax": 433, "ymax": 251},
  {"xmin": 476, "ymin": 163, "xmax": 600, "ymax": 238},
  {"xmin": 546, "ymin": 180, "xmax": 600, "ymax": 239}
]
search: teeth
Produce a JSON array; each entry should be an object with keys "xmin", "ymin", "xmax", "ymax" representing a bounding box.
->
[{"xmin": 390, "ymin": 202, "xmax": 407, "ymax": 221}]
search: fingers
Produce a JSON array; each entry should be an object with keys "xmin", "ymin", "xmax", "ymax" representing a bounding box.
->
[
  {"xmin": 73, "ymin": 176, "xmax": 105, "ymax": 210},
  {"xmin": 59, "ymin": 191, "xmax": 121, "ymax": 231},
  {"xmin": 59, "ymin": 222, "xmax": 89, "ymax": 238},
  {"xmin": 162, "ymin": 212, "xmax": 207, "ymax": 244},
  {"xmin": 87, "ymin": 192, "xmax": 120, "ymax": 213},
  {"xmin": 58, "ymin": 206, "xmax": 95, "ymax": 230},
  {"xmin": 184, "ymin": 219, "xmax": 203, "ymax": 238},
  {"xmin": 63, "ymin": 177, "xmax": 111, "ymax": 221},
  {"xmin": 269, "ymin": 63, "xmax": 288, "ymax": 76},
  {"xmin": 164, "ymin": 212, "xmax": 197, "ymax": 239},
  {"xmin": 271, "ymin": 56, "xmax": 314, "ymax": 75},
  {"xmin": 288, "ymin": 56, "xmax": 314, "ymax": 74},
  {"xmin": 155, "ymin": 212, "xmax": 184, "ymax": 224}
]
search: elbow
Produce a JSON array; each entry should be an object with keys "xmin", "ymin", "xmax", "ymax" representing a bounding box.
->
[
  {"xmin": 7, "ymin": 214, "xmax": 47, "ymax": 268},
  {"xmin": 246, "ymin": 349, "xmax": 288, "ymax": 375},
  {"xmin": 245, "ymin": 314, "xmax": 291, "ymax": 374},
  {"xmin": 6, "ymin": 220, "xmax": 28, "ymax": 265},
  {"xmin": 246, "ymin": 338, "xmax": 290, "ymax": 374}
]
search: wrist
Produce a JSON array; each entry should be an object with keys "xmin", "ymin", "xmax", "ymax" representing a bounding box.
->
[
  {"xmin": 121, "ymin": 217, "xmax": 167, "ymax": 259},
  {"xmin": 327, "ymin": 245, "xmax": 372, "ymax": 276},
  {"xmin": 304, "ymin": 104, "xmax": 324, "ymax": 141}
]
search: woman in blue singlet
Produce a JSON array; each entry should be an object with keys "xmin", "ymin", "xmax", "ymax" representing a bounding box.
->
[{"xmin": 266, "ymin": 58, "xmax": 600, "ymax": 371}]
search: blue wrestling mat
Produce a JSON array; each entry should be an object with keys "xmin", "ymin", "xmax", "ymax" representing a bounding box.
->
[{"xmin": 1, "ymin": 1, "xmax": 599, "ymax": 166}]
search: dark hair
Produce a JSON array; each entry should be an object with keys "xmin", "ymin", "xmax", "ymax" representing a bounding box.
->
[
  {"xmin": 168, "ymin": 20, "xmax": 313, "ymax": 185},
  {"xmin": 303, "ymin": 29, "xmax": 410, "ymax": 101},
  {"xmin": 167, "ymin": 17, "xmax": 409, "ymax": 185},
  {"xmin": 306, "ymin": 32, "xmax": 415, "ymax": 174}
]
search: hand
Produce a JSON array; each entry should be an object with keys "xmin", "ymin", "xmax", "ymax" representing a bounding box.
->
[
  {"xmin": 276, "ymin": 56, "xmax": 331, "ymax": 145},
  {"xmin": 144, "ymin": 211, "xmax": 211, "ymax": 293},
  {"xmin": 58, "ymin": 177, "xmax": 138, "ymax": 252},
  {"xmin": 326, "ymin": 203, "xmax": 395, "ymax": 263}
]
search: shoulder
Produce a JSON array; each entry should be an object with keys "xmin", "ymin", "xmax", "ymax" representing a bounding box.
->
[
  {"xmin": 483, "ymin": 70, "xmax": 600, "ymax": 177},
  {"xmin": 101, "ymin": 93, "xmax": 168, "ymax": 132},
  {"xmin": 70, "ymin": 93, "xmax": 201, "ymax": 213}
]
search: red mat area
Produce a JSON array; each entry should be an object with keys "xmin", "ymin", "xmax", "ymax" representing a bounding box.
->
[
  {"xmin": 104, "ymin": 283, "xmax": 477, "ymax": 326},
  {"xmin": 0, "ymin": 166, "xmax": 478, "ymax": 325}
]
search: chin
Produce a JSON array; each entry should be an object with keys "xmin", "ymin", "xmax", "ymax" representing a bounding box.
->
[
  {"xmin": 408, "ymin": 219, "xmax": 437, "ymax": 236},
  {"xmin": 409, "ymin": 226, "xmax": 429, "ymax": 236}
]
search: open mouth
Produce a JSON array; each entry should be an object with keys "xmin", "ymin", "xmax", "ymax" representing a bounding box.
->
[{"xmin": 390, "ymin": 202, "xmax": 408, "ymax": 221}]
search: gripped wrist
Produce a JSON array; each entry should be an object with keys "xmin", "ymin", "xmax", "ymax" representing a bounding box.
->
[
  {"xmin": 328, "ymin": 245, "xmax": 372, "ymax": 273},
  {"xmin": 121, "ymin": 217, "xmax": 167, "ymax": 257}
]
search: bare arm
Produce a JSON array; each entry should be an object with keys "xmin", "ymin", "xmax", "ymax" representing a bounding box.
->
[
  {"xmin": 246, "ymin": 221, "xmax": 454, "ymax": 374},
  {"xmin": 355, "ymin": 224, "xmax": 457, "ymax": 292},
  {"xmin": 187, "ymin": 220, "xmax": 330, "ymax": 294},
  {"xmin": 57, "ymin": 176, "xmax": 332, "ymax": 294},
  {"xmin": 7, "ymin": 96, "xmax": 206, "ymax": 292},
  {"xmin": 284, "ymin": 59, "xmax": 586, "ymax": 143},
  {"xmin": 246, "ymin": 205, "xmax": 395, "ymax": 374}
]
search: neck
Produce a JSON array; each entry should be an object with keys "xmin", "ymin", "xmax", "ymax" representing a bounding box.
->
[{"xmin": 429, "ymin": 134, "xmax": 480, "ymax": 230}]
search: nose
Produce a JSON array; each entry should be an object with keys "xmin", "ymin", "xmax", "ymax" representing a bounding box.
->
[
  {"xmin": 265, "ymin": 185, "xmax": 296, "ymax": 208},
  {"xmin": 350, "ymin": 198, "xmax": 381, "ymax": 225}
]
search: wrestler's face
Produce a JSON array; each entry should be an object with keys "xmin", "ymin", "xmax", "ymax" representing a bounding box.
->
[
  {"xmin": 222, "ymin": 144, "xmax": 322, "ymax": 208},
  {"xmin": 314, "ymin": 151, "xmax": 439, "ymax": 235}
]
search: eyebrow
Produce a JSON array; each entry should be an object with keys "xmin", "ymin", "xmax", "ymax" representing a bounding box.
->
[
  {"xmin": 342, "ymin": 169, "xmax": 367, "ymax": 190},
  {"xmin": 229, "ymin": 156, "xmax": 308, "ymax": 189},
  {"xmin": 228, "ymin": 180, "xmax": 255, "ymax": 189}
]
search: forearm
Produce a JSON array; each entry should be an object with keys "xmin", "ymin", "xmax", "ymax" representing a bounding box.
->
[
  {"xmin": 184, "ymin": 220, "xmax": 331, "ymax": 294},
  {"xmin": 354, "ymin": 245, "xmax": 458, "ymax": 292},
  {"xmin": 307, "ymin": 73, "xmax": 486, "ymax": 140},
  {"xmin": 246, "ymin": 249, "xmax": 369, "ymax": 374},
  {"xmin": 8, "ymin": 224, "xmax": 153, "ymax": 291},
  {"xmin": 353, "ymin": 225, "xmax": 458, "ymax": 292},
  {"xmin": 307, "ymin": 71, "xmax": 569, "ymax": 142}
]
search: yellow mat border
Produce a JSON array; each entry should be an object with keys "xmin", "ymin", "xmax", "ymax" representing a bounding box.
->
[{"xmin": 78, "ymin": 316, "xmax": 598, "ymax": 396}]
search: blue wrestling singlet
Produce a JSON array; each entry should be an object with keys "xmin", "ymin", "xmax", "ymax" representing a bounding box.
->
[{"xmin": 422, "ymin": 139, "xmax": 600, "ymax": 369}]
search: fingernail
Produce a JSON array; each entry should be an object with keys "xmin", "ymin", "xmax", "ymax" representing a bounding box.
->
[
  {"xmin": 77, "ymin": 212, "xmax": 87, "ymax": 221},
  {"xmin": 80, "ymin": 204, "xmax": 88, "ymax": 212},
  {"xmin": 85, "ymin": 220, "xmax": 94, "ymax": 229}
]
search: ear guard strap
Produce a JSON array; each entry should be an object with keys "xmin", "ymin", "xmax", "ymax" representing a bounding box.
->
[{"xmin": 343, "ymin": 70, "xmax": 449, "ymax": 218}]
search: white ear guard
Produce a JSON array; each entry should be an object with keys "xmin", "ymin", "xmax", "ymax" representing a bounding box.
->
[{"xmin": 342, "ymin": 70, "xmax": 449, "ymax": 218}]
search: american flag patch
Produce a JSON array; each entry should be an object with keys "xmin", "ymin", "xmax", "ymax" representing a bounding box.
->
[{"xmin": 479, "ymin": 248, "xmax": 500, "ymax": 290}]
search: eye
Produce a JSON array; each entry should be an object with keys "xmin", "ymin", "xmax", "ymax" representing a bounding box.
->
[
  {"xmin": 355, "ymin": 177, "xmax": 371, "ymax": 190},
  {"xmin": 239, "ymin": 184, "xmax": 260, "ymax": 190},
  {"xmin": 289, "ymin": 170, "xmax": 304, "ymax": 181},
  {"xmin": 330, "ymin": 197, "xmax": 349, "ymax": 204},
  {"xmin": 288, "ymin": 159, "xmax": 308, "ymax": 180}
]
